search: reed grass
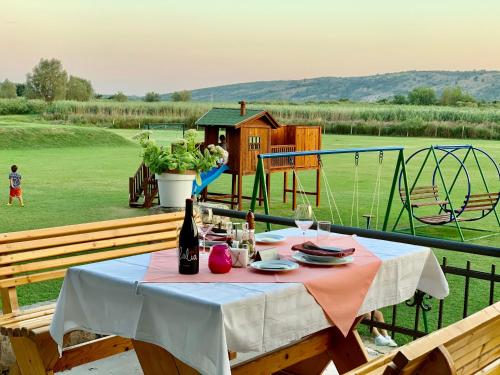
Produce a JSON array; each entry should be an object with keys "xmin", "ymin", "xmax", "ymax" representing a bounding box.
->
[{"xmin": 1, "ymin": 98, "xmax": 499, "ymax": 139}]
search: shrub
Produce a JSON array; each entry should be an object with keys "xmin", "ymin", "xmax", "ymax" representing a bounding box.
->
[
  {"xmin": 392, "ymin": 94, "xmax": 408, "ymax": 105},
  {"xmin": 440, "ymin": 86, "xmax": 476, "ymax": 106},
  {"xmin": 66, "ymin": 76, "xmax": 93, "ymax": 101},
  {"xmin": 144, "ymin": 92, "xmax": 161, "ymax": 102},
  {"xmin": 0, "ymin": 79, "xmax": 17, "ymax": 98},
  {"xmin": 408, "ymin": 87, "xmax": 437, "ymax": 106},
  {"xmin": 110, "ymin": 92, "xmax": 128, "ymax": 102},
  {"xmin": 171, "ymin": 90, "xmax": 191, "ymax": 102}
]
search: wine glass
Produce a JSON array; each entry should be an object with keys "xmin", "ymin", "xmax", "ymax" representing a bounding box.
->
[
  {"xmin": 294, "ymin": 204, "xmax": 313, "ymax": 242},
  {"xmin": 198, "ymin": 207, "xmax": 214, "ymax": 254}
]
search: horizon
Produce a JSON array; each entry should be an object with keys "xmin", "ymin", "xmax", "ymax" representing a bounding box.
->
[{"xmin": 2, "ymin": 0, "xmax": 500, "ymax": 95}]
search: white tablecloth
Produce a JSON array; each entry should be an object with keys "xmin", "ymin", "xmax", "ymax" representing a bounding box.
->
[{"xmin": 50, "ymin": 228, "xmax": 448, "ymax": 375}]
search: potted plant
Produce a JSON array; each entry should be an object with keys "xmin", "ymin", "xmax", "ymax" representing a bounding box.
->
[{"xmin": 136, "ymin": 129, "xmax": 226, "ymax": 207}]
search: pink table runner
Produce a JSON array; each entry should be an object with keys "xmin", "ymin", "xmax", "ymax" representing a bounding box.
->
[{"xmin": 143, "ymin": 235, "xmax": 381, "ymax": 336}]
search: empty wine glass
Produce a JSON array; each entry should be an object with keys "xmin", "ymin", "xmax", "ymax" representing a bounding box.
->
[
  {"xmin": 198, "ymin": 207, "xmax": 214, "ymax": 254},
  {"xmin": 294, "ymin": 204, "xmax": 313, "ymax": 242}
]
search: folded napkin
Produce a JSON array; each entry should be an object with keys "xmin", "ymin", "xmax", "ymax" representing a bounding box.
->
[{"xmin": 291, "ymin": 241, "xmax": 355, "ymax": 258}]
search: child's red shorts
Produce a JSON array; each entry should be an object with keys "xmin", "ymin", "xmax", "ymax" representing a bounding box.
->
[{"xmin": 9, "ymin": 187, "xmax": 22, "ymax": 197}]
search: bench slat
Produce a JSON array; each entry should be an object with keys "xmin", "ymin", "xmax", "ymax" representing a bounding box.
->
[
  {"xmin": 467, "ymin": 192, "xmax": 499, "ymax": 199},
  {"xmin": 467, "ymin": 198, "xmax": 498, "ymax": 205},
  {"xmin": 403, "ymin": 193, "xmax": 441, "ymax": 201},
  {"xmin": 0, "ymin": 239, "xmax": 177, "ymax": 277},
  {"xmin": 400, "ymin": 186, "xmax": 437, "ymax": 193},
  {"xmin": 462, "ymin": 205, "xmax": 495, "ymax": 212},
  {"xmin": 412, "ymin": 200, "xmax": 449, "ymax": 207},
  {"xmin": 0, "ymin": 221, "xmax": 181, "ymax": 254},
  {"xmin": 0, "ymin": 240, "xmax": 177, "ymax": 288},
  {"xmin": 0, "ymin": 212, "xmax": 183, "ymax": 245},
  {"xmin": 0, "ymin": 229, "xmax": 178, "ymax": 267}
]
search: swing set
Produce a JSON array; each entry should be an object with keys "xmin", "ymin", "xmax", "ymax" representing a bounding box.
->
[
  {"xmin": 250, "ymin": 146, "xmax": 415, "ymax": 232},
  {"xmin": 392, "ymin": 145, "xmax": 500, "ymax": 242}
]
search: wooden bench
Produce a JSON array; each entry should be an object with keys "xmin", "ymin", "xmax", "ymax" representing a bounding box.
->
[
  {"xmin": 0, "ymin": 212, "xmax": 186, "ymax": 375},
  {"xmin": 345, "ymin": 301, "xmax": 500, "ymax": 375}
]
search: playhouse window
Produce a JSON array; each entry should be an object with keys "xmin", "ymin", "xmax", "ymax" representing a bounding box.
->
[{"xmin": 248, "ymin": 136, "xmax": 261, "ymax": 150}]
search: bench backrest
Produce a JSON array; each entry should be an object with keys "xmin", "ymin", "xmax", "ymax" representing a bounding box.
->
[
  {"xmin": 463, "ymin": 192, "xmax": 499, "ymax": 212},
  {"xmin": 0, "ymin": 212, "xmax": 187, "ymax": 314},
  {"xmin": 346, "ymin": 302, "xmax": 500, "ymax": 375},
  {"xmin": 400, "ymin": 185, "xmax": 440, "ymax": 201}
]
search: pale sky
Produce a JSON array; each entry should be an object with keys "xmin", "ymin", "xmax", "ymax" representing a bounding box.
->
[{"xmin": 1, "ymin": 0, "xmax": 499, "ymax": 95}]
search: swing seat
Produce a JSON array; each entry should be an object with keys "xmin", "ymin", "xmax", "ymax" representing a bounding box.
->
[
  {"xmin": 400, "ymin": 185, "xmax": 449, "ymax": 208},
  {"xmin": 417, "ymin": 214, "xmax": 455, "ymax": 224}
]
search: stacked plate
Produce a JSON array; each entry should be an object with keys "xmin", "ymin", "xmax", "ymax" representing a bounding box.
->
[
  {"xmin": 292, "ymin": 252, "xmax": 353, "ymax": 266},
  {"xmin": 291, "ymin": 243, "xmax": 355, "ymax": 266}
]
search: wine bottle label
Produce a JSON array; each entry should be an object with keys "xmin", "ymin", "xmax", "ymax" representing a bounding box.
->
[{"xmin": 179, "ymin": 248, "xmax": 198, "ymax": 262}]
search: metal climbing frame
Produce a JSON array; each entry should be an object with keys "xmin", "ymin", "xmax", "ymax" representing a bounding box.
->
[{"xmin": 250, "ymin": 147, "xmax": 414, "ymax": 231}]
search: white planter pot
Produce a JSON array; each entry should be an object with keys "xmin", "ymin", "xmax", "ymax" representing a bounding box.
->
[{"xmin": 156, "ymin": 172, "xmax": 196, "ymax": 208}]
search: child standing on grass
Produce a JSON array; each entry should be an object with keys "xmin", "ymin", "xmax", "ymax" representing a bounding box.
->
[{"xmin": 7, "ymin": 165, "xmax": 24, "ymax": 207}]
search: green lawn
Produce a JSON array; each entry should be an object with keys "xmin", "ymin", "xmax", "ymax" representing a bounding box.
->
[{"xmin": 1, "ymin": 116, "xmax": 498, "ymax": 342}]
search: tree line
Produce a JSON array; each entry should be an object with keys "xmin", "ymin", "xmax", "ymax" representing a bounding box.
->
[
  {"xmin": 0, "ymin": 58, "xmax": 192, "ymax": 103},
  {"xmin": 380, "ymin": 86, "xmax": 478, "ymax": 106}
]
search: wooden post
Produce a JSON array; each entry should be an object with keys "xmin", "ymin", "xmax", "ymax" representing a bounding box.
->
[
  {"xmin": 283, "ymin": 171, "xmax": 288, "ymax": 203},
  {"xmin": 231, "ymin": 174, "xmax": 237, "ymax": 210},
  {"xmin": 316, "ymin": 167, "xmax": 321, "ymax": 207},
  {"xmin": 266, "ymin": 173, "xmax": 271, "ymax": 208},
  {"xmin": 292, "ymin": 171, "xmax": 297, "ymax": 210}
]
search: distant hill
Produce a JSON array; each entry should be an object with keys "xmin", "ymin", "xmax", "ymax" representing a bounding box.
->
[{"xmin": 163, "ymin": 71, "xmax": 500, "ymax": 102}]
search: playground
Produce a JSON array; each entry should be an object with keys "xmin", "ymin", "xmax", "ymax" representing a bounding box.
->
[{"xmin": 0, "ymin": 116, "xmax": 497, "ymax": 341}]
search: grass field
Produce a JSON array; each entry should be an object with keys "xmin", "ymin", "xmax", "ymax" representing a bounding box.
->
[{"xmin": 0, "ymin": 115, "xmax": 498, "ymax": 342}]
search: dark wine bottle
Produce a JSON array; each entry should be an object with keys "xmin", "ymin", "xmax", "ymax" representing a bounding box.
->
[{"xmin": 179, "ymin": 198, "xmax": 199, "ymax": 274}]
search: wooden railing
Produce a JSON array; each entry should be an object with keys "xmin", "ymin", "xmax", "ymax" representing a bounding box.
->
[
  {"xmin": 270, "ymin": 144, "xmax": 296, "ymax": 169},
  {"xmin": 129, "ymin": 162, "xmax": 158, "ymax": 208}
]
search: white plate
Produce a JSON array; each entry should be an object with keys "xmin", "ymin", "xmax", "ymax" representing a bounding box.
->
[
  {"xmin": 292, "ymin": 252, "xmax": 353, "ymax": 266},
  {"xmin": 298, "ymin": 251, "xmax": 351, "ymax": 263},
  {"xmin": 255, "ymin": 233, "xmax": 287, "ymax": 244},
  {"xmin": 250, "ymin": 259, "xmax": 299, "ymax": 272}
]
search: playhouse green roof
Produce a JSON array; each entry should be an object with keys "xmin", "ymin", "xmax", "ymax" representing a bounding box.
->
[{"xmin": 195, "ymin": 108, "xmax": 266, "ymax": 127}]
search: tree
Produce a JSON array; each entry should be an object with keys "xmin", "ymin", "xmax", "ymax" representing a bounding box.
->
[
  {"xmin": 171, "ymin": 90, "xmax": 191, "ymax": 102},
  {"xmin": 111, "ymin": 92, "xmax": 128, "ymax": 102},
  {"xmin": 25, "ymin": 58, "xmax": 67, "ymax": 102},
  {"xmin": 392, "ymin": 94, "xmax": 408, "ymax": 105},
  {"xmin": 0, "ymin": 79, "xmax": 17, "ymax": 98},
  {"xmin": 144, "ymin": 92, "xmax": 161, "ymax": 102},
  {"xmin": 407, "ymin": 87, "xmax": 436, "ymax": 106},
  {"xmin": 66, "ymin": 76, "xmax": 93, "ymax": 101},
  {"xmin": 440, "ymin": 86, "xmax": 475, "ymax": 106},
  {"xmin": 15, "ymin": 83, "xmax": 26, "ymax": 97}
]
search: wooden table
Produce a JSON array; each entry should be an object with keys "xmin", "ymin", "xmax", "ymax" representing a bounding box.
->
[
  {"xmin": 132, "ymin": 321, "xmax": 369, "ymax": 375},
  {"xmin": 50, "ymin": 228, "xmax": 448, "ymax": 375}
]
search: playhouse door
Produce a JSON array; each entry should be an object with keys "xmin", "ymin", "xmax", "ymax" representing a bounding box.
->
[{"xmin": 243, "ymin": 127, "xmax": 269, "ymax": 174}]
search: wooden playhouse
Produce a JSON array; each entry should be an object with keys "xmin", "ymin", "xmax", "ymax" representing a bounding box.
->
[{"xmin": 196, "ymin": 101, "xmax": 322, "ymax": 210}]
